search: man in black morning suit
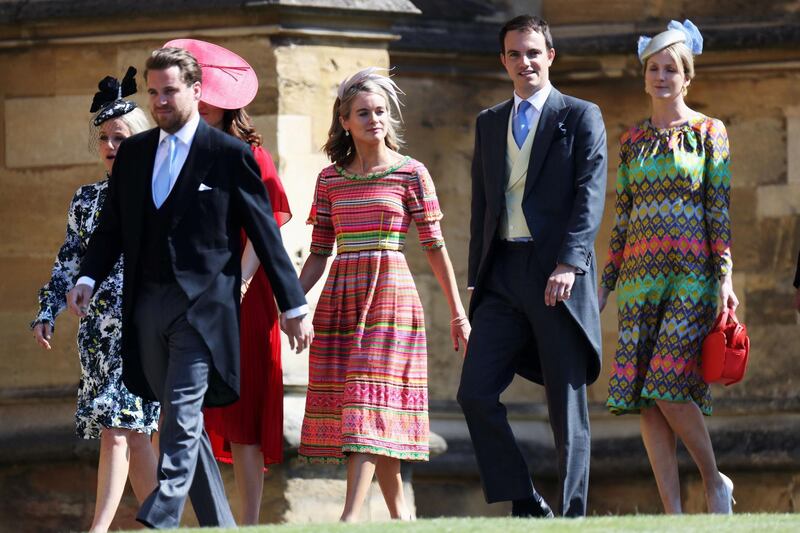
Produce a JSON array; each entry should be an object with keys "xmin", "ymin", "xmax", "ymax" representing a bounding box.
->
[
  {"xmin": 68, "ymin": 48, "xmax": 313, "ymax": 528},
  {"xmin": 458, "ymin": 15, "xmax": 607, "ymax": 517}
]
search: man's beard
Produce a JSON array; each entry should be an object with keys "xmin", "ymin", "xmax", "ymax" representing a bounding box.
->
[{"xmin": 152, "ymin": 107, "xmax": 187, "ymax": 133}]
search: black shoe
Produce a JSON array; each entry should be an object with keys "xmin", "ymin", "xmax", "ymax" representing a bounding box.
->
[{"xmin": 511, "ymin": 493, "xmax": 555, "ymax": 518}]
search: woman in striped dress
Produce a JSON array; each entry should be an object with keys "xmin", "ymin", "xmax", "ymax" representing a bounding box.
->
[
  {"xmin": 599, "ymin": 21, "xmax": 737, "ymax": 514},
  {"xmin": 295, "ymin": 68, "xmax": 470, "ymax": 521}
]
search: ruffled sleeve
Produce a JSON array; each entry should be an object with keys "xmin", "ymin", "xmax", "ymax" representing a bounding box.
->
[
  {"xmin": 405, "ymin": 161, "xmax": 444, "ymax": 250},
  {"xmin": 307, "ymin": 170, "xmax": 335, "ymax": 256},
  {"xmin": 601, "ymin": 134, "xmax": 634, "ymax": 290},
  {"xmin": 703, "ymin": 119, "xmax": 733, "ymax": 277},
  {"xmin": 31, "ymin": 186, "xmax": 86, "ymax": 330},
  {"xmin": 252, "ymin": 145, "xmax": 292, "ymax": 227}
]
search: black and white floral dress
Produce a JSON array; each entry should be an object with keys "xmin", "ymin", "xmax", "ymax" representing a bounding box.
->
[{"xmin": 32, "ymin": 178, "xmax": 160, "ymax": 439}]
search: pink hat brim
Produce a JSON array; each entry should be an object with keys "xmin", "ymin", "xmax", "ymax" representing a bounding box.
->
[{"xmin": 164, "ymin": 38, "xmax": 259, "ymax": 110}]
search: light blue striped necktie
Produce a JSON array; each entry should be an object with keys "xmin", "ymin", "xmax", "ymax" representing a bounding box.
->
[
  {"xmin": 153, "ymin": 134, "xmax": 177, "ymax": 208},
  {"xmin": 513, "ymin": 100, "xmax": 532, "ymax": 148}
]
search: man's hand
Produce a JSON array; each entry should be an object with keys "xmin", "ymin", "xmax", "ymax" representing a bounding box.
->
[
  {"xmin": 67, "ymin": 284, "xmax": 93, "ymax": 317},
  {"xmin": 545, "ymin": 263, "xmax": 577, "ymax": 307},
  {"xmin": 33, "ymin": 322, "xmax": 53, "ymax": 350},
  {"xmin": 281, "ymin": 314, "xmax": 314, "ymax": 354}
]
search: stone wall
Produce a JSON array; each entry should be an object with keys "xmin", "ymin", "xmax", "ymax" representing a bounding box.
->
[
  {"xmin": 0, "ymin": 1, "xmax": 418, "ymax": 529},
  {"xmin": 398, "ymin": 69, "xmax": 799, "ymax": 406},
  {"xmin": 391, "ymin": 0, "xmax": 800, "ymax": 517},
  {"xmin": 1, "ymin": 0, "xmax": 799, "ymax": 529}
]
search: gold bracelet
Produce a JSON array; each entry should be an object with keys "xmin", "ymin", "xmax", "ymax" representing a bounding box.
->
[{"xmin": 450, "ymin": 315, "xmax": 468, "ymax": 325}]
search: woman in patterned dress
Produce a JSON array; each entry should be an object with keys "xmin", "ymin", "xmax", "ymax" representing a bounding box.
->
[
  {"xmin": 598, "ymin": 21, "xmax": 738, "ymax": 514},
  {"xmin": 162, "ymin": 38, "xmax": 293, "ymax": 525},
  {"xmin": 31, "ymin": 69, "xmax": 159, "ymax": 533},
  {"xmin": 295, "ymin": 68, "xmax": 470, "ymax": 521}
]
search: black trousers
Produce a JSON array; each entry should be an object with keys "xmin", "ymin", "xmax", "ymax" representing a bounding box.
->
[{"xmin": 458, "ymin": 242, "xmax": 590, "ymax": 516}]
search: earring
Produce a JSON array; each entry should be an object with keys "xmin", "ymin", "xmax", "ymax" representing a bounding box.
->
[{"xmin": 345, "ymin": 130, "xmax": 350, "ymax": 137}]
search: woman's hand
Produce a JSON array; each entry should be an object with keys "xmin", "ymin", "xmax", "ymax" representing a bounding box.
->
[
  {"xmin": 598, "ymin": 287, "xmax": 611, "ymax": 312},
  {"xmin": 240, "ymin": 277, "xmax": 251, "ymax": 303},
  {"xmin": 33, "ymin": 322, "xmax": 53, "ymax": 350},
  {"xmin": 719, "ymin": 273, "xmax": 739, "ymax": 310},
  {"xmin": 450, "ymin": 316, "xmax": 471, "ymax": 355}
]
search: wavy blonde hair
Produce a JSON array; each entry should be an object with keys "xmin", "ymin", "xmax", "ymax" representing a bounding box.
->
[
  {"xmin": 89, "ymin": 106, "xmax": 151, "ymax": 154},
  {"xmin": 323, "ymin": 67, "xmax": 404, "ymax": 165}
]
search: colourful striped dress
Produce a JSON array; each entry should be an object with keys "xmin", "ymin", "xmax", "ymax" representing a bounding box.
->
[
  {"xmin": 601, "ymin": 116, "xmax": 733, "ymax": 416},
  {"xmin": 299, "ymin": 156, "xmax": 444, "ymax": 462}
]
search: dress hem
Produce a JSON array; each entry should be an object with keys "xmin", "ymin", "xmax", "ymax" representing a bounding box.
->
[
  {"xmin": 298, "ymin": 446, "xmax": 430, "ymax": 464},
  {"xmin": 606, "ymin": 395, "xmax": 712, "ymax": 417}
]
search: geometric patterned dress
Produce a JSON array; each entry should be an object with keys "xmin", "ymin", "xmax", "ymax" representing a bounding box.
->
[
  {"xmin": 601, "ymin": 116, "xmax": 733, "ymax": 416},
  {"xmin": 32, "ymin": 178, "xmax": 160, "ymax": 439},
  {"xmin": 299, "ymin": 156, "xmax": 444, "ymax": 463}
]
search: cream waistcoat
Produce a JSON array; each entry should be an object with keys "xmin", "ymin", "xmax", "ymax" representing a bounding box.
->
[{"xmin": 499, "ymin": 108, "xmax": 540, "ymax": 239}]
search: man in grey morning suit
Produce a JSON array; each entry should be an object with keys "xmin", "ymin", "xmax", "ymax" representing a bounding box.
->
[
  {"xmin": 458, "ymin": 15, "xmax": 607, "ymax": 517},
  {"xmin": 68, "ymin": 48, "xmax": 313, "ymax": 528}
]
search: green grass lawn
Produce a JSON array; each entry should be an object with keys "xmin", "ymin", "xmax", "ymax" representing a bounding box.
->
[{"xmin": 131, "ymin": 514, "xmax": 799, "ymax": 533}]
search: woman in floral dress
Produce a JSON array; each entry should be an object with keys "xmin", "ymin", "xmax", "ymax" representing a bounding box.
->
[
  {"xmin": 296, "ymin": 68, "xmax": 470, "ymax": 521},
  {"xmin": 31, "ymin": 69, "xmax": 159, "ymax": 533},
  {"xmin": 598, "ymin": 21, "xmax": 737, "ymax": 514}
]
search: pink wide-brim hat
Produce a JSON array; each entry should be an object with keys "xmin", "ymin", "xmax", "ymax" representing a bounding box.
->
[{"xmin": 164, "ymin": 38, "xmax": 258, "ymax": 110}]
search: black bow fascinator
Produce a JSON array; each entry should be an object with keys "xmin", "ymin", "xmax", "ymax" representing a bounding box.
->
[{"xmin": 90, "ymin": 66, "xmax": 139, "ymax": 125}]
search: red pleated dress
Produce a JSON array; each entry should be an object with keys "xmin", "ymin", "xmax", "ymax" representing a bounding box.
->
[{"xmin": 203, "ymin": 145, "xmax": 291, "ymax": 467}]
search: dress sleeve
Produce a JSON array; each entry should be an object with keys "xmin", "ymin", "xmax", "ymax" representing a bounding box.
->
[
  {"xmin": 405, "ymin": 162, "xmax": 445, "ymax": 250},
  {"xmin": 31, "ymin": 188, "xmax": 85, "ymax": 329},
  {"xmin": 600, "ymin": 140, "xmax": 633, "ymax": 290},
  {"xmin": 252, "ymin": 145, "xmax": 292, "ymax": 227},
  {"xmin": 307, "ymin": 171, "xmax": 335, "ymax": 256},
  {"xmin": 703, "ymin": 120, "xmax": 733, "ymax": 278}
]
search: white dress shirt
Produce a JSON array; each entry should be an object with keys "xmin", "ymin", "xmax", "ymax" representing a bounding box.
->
[
  {"xmin": 512, "ymin": 81, "xmax": 552, "ymax": 130},
  {"xmin": 77, "ymin": 112, "xmax": 308, "ymax": 319},
  {"xmin": 152, "ymin": 111, "xmax": 200, "ymax": 202}
]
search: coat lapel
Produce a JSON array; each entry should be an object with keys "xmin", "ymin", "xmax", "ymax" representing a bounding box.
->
[
  {"xmin": 171, "ymin": 119, "xmax": 214, "ymax": 229},
  {"xmin": 523, "ymin": 88, "xmax": 569, "ymax": 199},
  {"xmin": 487, "ymin": 99, "xmax": 513, "ymax": 212},
  {"xmin": 127, "ymin": 128, "xmax": 160, "ymax": 264}
]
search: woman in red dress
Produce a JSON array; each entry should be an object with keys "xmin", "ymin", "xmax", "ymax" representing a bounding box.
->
[{"xmin": 164, "ymin": 38, "xmax": 291, "ymax": 525}]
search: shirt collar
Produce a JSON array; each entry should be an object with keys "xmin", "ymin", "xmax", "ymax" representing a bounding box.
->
[
  {"xmin": 158, "ymin": 110, "xmax": 200, "ymax": 146},
  {"xmin": 513, "ymin": 82, "xmax": 552, "ymax": 114}
]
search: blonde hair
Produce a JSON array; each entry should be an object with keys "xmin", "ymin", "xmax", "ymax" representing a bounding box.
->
[
  {"xmin": 89, "ymin": 106, "xmax": 152, "ymax": 153},
  {"xmin": 323, "ymin": 67, "xmax": 404, "ymax": 165},
  {"xmin": 117, "ymin": 107, "xmax": 152, "ymax": 135},
  {"xmin": 643, "ymin": 42, "xmax": 695, "ymax": 95}
]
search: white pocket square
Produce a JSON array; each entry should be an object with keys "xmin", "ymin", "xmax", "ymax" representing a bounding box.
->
[{"xmin": 198, "ymin": 183, "xmax": 213, "ymax": 191}]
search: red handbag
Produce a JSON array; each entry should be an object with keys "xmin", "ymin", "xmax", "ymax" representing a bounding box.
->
[{"xmin": 700, "ymin": 308, "xmax": 750, "ymax": 386}]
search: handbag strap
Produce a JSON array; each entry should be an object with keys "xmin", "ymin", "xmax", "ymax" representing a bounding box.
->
[{"xmin": 714, "ymin": 307, "xmax": 730, "ymax": 329}]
